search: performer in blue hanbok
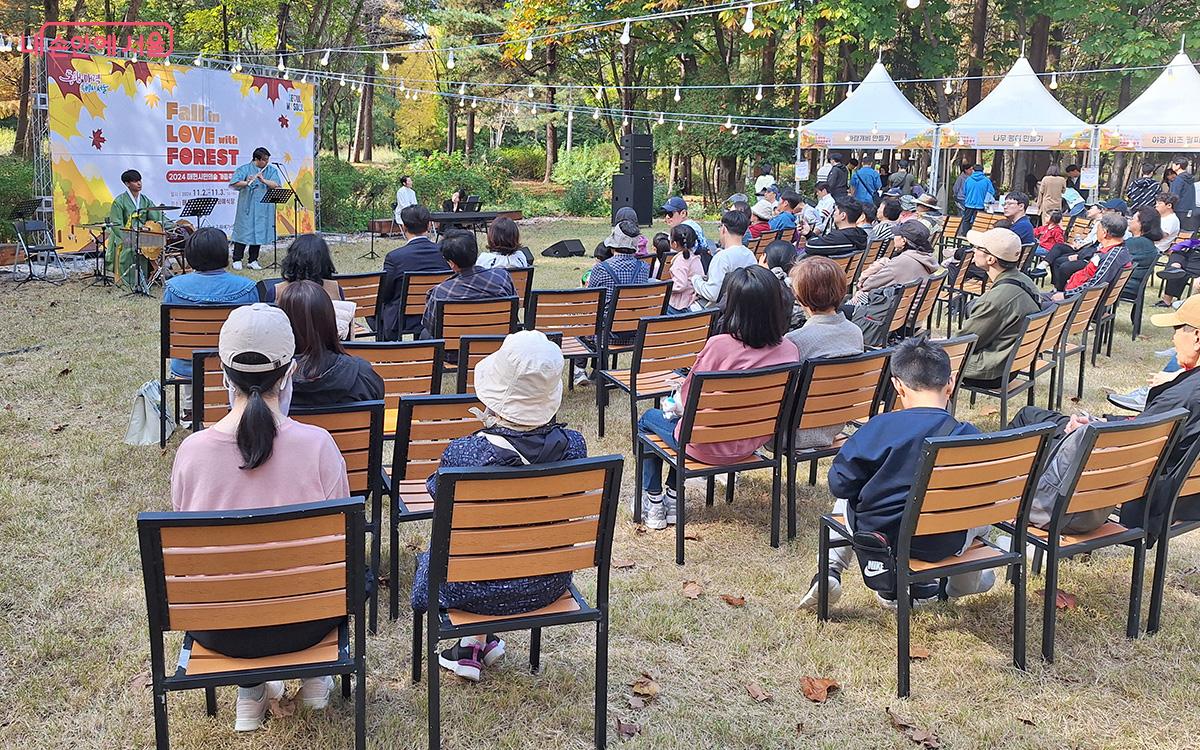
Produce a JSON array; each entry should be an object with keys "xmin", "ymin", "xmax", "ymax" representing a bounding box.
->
[{"xmin": 228, "ymin": 147, "xmax": 281, "ymax": 270}]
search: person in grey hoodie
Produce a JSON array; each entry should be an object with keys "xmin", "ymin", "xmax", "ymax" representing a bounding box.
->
[{"xmin": 851, "ymin": 221, "xmax": 939, "ymax": 305}]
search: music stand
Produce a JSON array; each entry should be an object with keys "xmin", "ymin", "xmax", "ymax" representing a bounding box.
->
[
  {"xmin": 260, "ymin": 187, "xmax": 294, "ymax": 271},
  {"xmin": 8, "ymin": 198, "xmax": 57, "ymax": 285},
  {"xmin": 82, "ymin": 220, "xmax": 118, "ymax": 288},
  {"xmin": 180, "ymin": 197, "xmax": 219, "ymax": 228}
]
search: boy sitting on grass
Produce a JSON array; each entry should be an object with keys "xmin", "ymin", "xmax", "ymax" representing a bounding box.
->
[{"xmin": 799, "ymin": 336, "xmax": 996, "ymax": 610}]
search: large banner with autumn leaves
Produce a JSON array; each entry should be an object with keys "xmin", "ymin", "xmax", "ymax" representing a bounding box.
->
[{"xmin": 46, "ymin": 54, "xmax": 315, "ymax": 253}]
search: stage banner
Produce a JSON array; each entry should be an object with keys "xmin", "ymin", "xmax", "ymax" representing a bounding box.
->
[{"xmin": 46, "ymin": 54, "xmax": 316, "ymax": 253}]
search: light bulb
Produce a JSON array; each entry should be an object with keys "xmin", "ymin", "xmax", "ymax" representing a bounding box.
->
[
  {"xmin": 788, "ymin": 127, "xmax": 795, "ymax": 138},
  {"xmin": 320, "ymin": 49, "xmax": 330, "ymax": 66},
  {"xmin": 340, "ymin": 73, "xmax": 347, "ymax": 84},
  {"xmin": 725, "ymin": 115, "xmax": 732, "ymax": 128},
  {"xmin": 847, "ymin": 83, "xmax": 855, "ymax": 96},
  {"xmin": 677, "ymin": 122, "xmax": 684, "ymax": 132},
  {"xmin": 732, "ymin": 124, "xmax": 739, "ymax": 135},
  {"xmin": 132, "ymin": 51, "xmax": 138, "ymax": 63},
  {"xmin": 1049, "ymin": 72, "xmax": 1058, "ymax": 89},
  {"xmin": 283, "ymin": 69, "xmax": 291, "ymax": 80},
  {"xmin": 193, "ymin": 54, "xmax": 202, "ymax": 66},
  {"xmin": 619, "ymin": 20, "xmax": 631, "ymax": 45},
  {"xmin": 871, "ymin": 122, "xmax": 879, "ymax": 135},
  {"xmin": 233, "ymin": 56, "xmax": 242, "ymax": 72},
  {"xmin": 527, "ymin": 84, "xmax": 534, "ymax": 98},
  {"xmin": 1030, "ymin": 127, "xmax": 1038, "ymax": 137},
  {"xmin": 622, "ymin": 115, "xmax": 629, "ymax": 128},
  {"xmin": 459, "ymin": 82, "xmax": 466, "ymax": 95},
  {"xmin": 471, "ymin": 98, "xmax": 477, "ymax": 109},
  {"xmin": 673, "ymin": 86, "xmax": 681, "ymax": 102},
  {"xmin": 513, "ymin": 102, "xmax": 520, "ymax": 113},
  {"xmin": 755, "ymin": 84, "xmax": 763, "ymax": 101},
  {"xmin": 593, "ymin": 107, "xmax": 601, "ymax": 119},
  {"xmin": 742, "ymin": 4, "xmax": 755, "ymax": 34},
  {"xmin": 301, "ymin": 73, "xmax": 308, "ymax": 84},
  {"xmin": 525, "ymin": 39, "xmax": 534, "ymax": 60},
  {"xmin": 944, "ymin": 79, "xmax": 952, "ymax": 95},
  {"xmin": 277, "ymin": 55, "xmax": 284, "ymax": 71},
  {"xmin": 383, "ymin": 52, "xmax": 391, "ymax": 70},
  {"xmin": 530, "ymin": 104, "xmax": 537, "ymax": 114},
  {"xmin": 1167, "ymin": 67, "xmax": 1176, "ymax": 80},
  {"xmin": 658, "ymin": 112, "xmax": 665, "ymax": 125},
  {"xmin": 905, "ymin": 0, "xmax": 920, "ymax": 8}
]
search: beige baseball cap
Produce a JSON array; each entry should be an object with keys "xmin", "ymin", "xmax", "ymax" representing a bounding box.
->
[
  {"xmin": 218, "ymin": 303, "xmax": 295, "ymax": 372},
  {"xmin": 966, "ymin": 228, "xmax": 1021, "ymax": 262},
  {"xmin": 1151, "ymin": 296, "xmax": 1200, "ymax": 329}
]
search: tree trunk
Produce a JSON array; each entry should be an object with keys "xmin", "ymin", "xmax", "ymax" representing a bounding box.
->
[
  {"xmin": 807, "ymin": 17, "xmax": 826, "ymax": 116},
  {"xmin": 447, "ymin": 100, "xmax": 457, "ymax": 156},
  {"xmin": 68, "ymin": 0, "xmax": 85, "ymax": 22},
  {"xmin": 965, "ymin": 0, "xmax": 987, "ymax": 107},
  {"xmin": 316, "ymin": 0, "xmax": 364, "ymax": 130},
  {"xmin": 13, "ymin": 37, "xmax": 31, "ymax": 156},
  {"xmin": 465, "ymin": 108, "xmax": 476, "ymax": 161},
  {"xmin": 351, "ymin": 57, "xmax": 375, "ymax": 162},
  {"xmin": 123, "ymin": 0, "xmax": 143, "ymax": 24},
  {"xmin": 1107, "ymin": 74, "xmax": 1133, "ymax": 193},
  {"xmin": 274, "ymin": 1, "xmax": 290, "ymax": 55},
  {"xmin": 919, "ymin": 6, "xmax": 950, "ymax": 122},
  {"xmin": 1027, "ymin": 15, "xmax": 1051, "ymax": 72},
  {"xmin": 543, "ymin": 45, "xmax": 559, "ymax": 182}
]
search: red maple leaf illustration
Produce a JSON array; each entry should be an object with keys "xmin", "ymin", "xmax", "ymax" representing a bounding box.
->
[
  {"xmin": 278, "ymin": 114, "xmax": 290, "ymax": 129},
  {"xmin": 90, "ymin": 129, "xmax": 106, "ymax": 150},
  {"xmin": 111, "ymin": 59, "xmax": 155, "ymax": 86},
  {"xmin": 249, "ymin": 75, "xmax": 295, "ymax": 104}
]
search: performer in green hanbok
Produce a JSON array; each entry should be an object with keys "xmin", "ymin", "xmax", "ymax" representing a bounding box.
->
[
  {"xmin": 107, "ymin": 169, "xmax": 162, "ymax": 288},
  {"xmin": 228, "ymin": 147, "xmax": 282, "ymax": 270}
]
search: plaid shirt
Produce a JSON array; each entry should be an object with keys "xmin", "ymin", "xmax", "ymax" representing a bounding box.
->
[
  {"xmin": 421, "ymin": 265, "xmax": 516, "ymax": 336},
  {"xmin": 586, "ymin": 253, "xmax": 650, "ymax": 305}
]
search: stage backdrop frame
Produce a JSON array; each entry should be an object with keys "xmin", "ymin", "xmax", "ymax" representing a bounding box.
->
[{"xmin": 45, "ymin": 53, "xmax": 317, "ymax": 253}]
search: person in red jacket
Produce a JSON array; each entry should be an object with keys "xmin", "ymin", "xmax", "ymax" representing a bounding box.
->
[{"xmin": 1033, "ymin": 210, "xmax": 1065, "ymax": 255}]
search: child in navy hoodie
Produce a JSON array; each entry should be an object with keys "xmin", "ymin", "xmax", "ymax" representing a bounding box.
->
[{"xmin": 799, "ymin": 336, "xmax": 996, "ymax": 610}]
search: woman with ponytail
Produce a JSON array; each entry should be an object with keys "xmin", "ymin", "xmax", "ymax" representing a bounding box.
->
[{"xmin": 170, "ymin": 303, "xmax": 350, "ymax": 733}]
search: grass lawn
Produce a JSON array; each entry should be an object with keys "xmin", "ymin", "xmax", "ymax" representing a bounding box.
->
[{"xmin": 2, "ymin": 216, "xmax": 1199, "ymax": 749}]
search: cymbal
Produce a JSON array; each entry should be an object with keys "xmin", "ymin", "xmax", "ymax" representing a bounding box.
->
[{"xmin": 80, "ymin": 220, "xmax": 118, "ymax": 228}]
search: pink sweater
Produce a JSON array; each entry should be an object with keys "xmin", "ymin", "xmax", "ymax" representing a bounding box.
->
[
  {"xmin": 171, "ymin": 418, "xmax": 350, "ymax": 512},
  {"xmin": 676, "ymin": 334, "xmax": 799, "ymax": 464},
  {"xmin": 669, "ymin": 252, "xmax": 705, "ymax": 309}
]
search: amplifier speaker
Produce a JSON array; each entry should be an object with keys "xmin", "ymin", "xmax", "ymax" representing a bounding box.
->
[
  {"xmin": 541, "ymin": 238, "xmax": 587, "ymax": 258},
  {"xmin": 612, "ymin": 171, "xmax": 654, "ymax": 225}
]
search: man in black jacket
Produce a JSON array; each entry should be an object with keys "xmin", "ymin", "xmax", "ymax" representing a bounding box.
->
[
  {"xmin": 378, "ymin": 204, "xmax": 451, "ymax": 339},
  {"xmin": 801, "ymin": 197, "xmax": 869, "ymax": 257},
  {"xmin": 825, "ymin": 151, "xmax": 850, "ymax": 199}
]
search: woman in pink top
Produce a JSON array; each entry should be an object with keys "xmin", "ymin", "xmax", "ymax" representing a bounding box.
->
[
  {"xmin": 636, "ymin": 265, "xmax": 799, "ymax": 529},
  {"xmin": 667, "ymin": 223, "xmax": 704, "ymax": 313},
  {"xmin": 169, "ymin": 303, "xmax": 349, "ymax": 733}
]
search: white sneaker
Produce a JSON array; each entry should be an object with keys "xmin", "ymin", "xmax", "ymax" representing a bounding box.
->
[
  {"xmin": 232, "ymin": 261, "xmax": 243, "ymax": 270},
  {"xmin": 664, "ymin": 486, "xmax": 677, "ymax": 525},
  {"xmin": 642, "ymin": 494, "xmax": 667, "ymax": 530},
  {"xmin": 573, "ymin": 368, "xmax": 592, "ymax": 388},
  {"xmin": 798, "ymin": 570, "xmax": 842, "ymax": 611},
  {"xmin": 234, "ymin": 680, "xmax": 285, "ymax": 732},
  {"xmin": 248, "ymin": 260, "xmax": 263, "ymax": 271},
  {"xmin": 299, "ymin": 675, "xmax": 334, "ymax": 710}
]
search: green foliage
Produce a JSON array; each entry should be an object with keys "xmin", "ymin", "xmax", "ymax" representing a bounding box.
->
[
  {"xmin": 552, "ymin": 142, "xmax": 620, "ymax": 187},
  {"xmin": 507, "ymin": 189, "xmax": 569, "ymax": 219},
  {"xmin": 492, "ymin": 146, "xmax": 547, "ymax": 180},
  {"xmin": 0, "ymin": 155, "xmax": 33, "ymax": 242},
  {"xmin": 561, "ymin": 181, "xmax": 608, "ymax": 217}
]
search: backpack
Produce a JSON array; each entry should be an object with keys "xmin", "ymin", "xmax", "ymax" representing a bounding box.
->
[{"xmin": 851, "ymin": 284, "xmax": 904, "ymax": 348}]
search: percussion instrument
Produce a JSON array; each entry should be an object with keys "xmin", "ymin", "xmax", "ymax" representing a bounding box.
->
[{"xmin": 137, "ymin": 220, "xmax": 168, "ymax": 260}]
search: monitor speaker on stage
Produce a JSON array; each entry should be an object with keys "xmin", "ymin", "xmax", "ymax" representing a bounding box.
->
[{"xmin": 541, "ymin": 238, "xmax": 586, "ymax": 258}]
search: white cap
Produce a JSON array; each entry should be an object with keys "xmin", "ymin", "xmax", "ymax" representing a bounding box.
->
[
  {"xmin": 473, "ymin": 330, "xmax": 564, "ymax": 427},
  {"xmin": 218, "ymin": 303, "xmax": 295, "ymax": 372},
  {"xmin": 750, "ymin": 199, "xmax": 775, "ymax": 220}
]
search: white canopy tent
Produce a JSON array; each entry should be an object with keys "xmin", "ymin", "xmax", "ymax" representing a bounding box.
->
[
  {"xmin": 942, "ymin": 56, "xmax": 1094, "ymax": 152},
  {"xmin": 1101, "ymin": 52, "xmax": 1200, "ymax": 151},
  {"xmin": 797, "ymin": 61, "xmax": 940, "ymax": 190}
]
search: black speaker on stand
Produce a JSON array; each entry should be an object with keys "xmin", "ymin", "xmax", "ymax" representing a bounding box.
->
[{"xmin": 612, "ymin": 133, "xmax": 655, "ymax": 225}]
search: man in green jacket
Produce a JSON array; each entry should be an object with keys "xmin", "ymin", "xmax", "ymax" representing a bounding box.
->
[{"xmin": 959, "ymin": 228, "xmax": 1042, "ymax": 386}]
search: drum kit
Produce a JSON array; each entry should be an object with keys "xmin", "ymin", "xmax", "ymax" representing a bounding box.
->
[{"xmin": 81, "ymin": 204, "xmax": 193, "ymax": 295}]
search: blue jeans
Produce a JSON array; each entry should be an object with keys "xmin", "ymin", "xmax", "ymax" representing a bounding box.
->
[
  {"xmin": 639, "ymin": 408, "xmax": 680, "ymax": 494},
  {"xmin": 1166, "ymin": 355, "xmax": 1181, "ymax": 373}
]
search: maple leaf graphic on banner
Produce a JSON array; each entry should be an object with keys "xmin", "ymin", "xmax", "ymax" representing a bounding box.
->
[
  {"xmin": 90, "ymin": 129, "xmax": 106, "ymax": 150},
  {"xmin": 248, "ymin": 75, "xmax": 295, "ymax": 104},
  {"xmin": 278, "ymin": 114, "xmax": 290, "ymax": 129}
]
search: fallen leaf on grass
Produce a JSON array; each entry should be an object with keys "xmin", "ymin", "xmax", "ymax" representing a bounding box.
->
[
  {"xmin": 745, "ymin": 682, "xmax": 772, "ymax": 702},
  {"xmin": 615, "ymin": 718, "xmax": 641, "ymax": 740},
  {"xmin": 612, "ymin": 558, "xmax": 636, "ymax": 570},
  {"xmin": 50, "ymin": 424, "xmax": 67, "ymax": 433},
  {"xmin": 800, "ymin": 676, "xmax": 840, "ymax": 703},
  {"xmin": 268, "ymin": 692, "xmax": 296, "ymax": 718},
  {"xmin": 1068, "ymin": 396, "xmax": 1082, "ymax": 404},
  {"xmin": 682, "ymin": 580, "xmax": 705, "ymax": 599},
  {"xmin": 888, "ymin": 707, "xmax": 941, "ymax": 748},
  {"xmin": 627, "ymin": 695, "xmax": 646, "ymax": 710},
  {"xmin": 909, "ymin": 645, "xmax": 931, "ymax": 660},
  {"xmin": 683, "ymin": 532, "xmax": 702, "ymax": 541},
  {"xmin": 376, "ymin": 575, "xmax": 390, "ymax": 589},
  {"xmin": 1019, "ymin": 717, "xmax": 1036, "ymax": 726},
  {"xmin": 1036, "ymin": 588, "xmax": 1079, "ymax": 610},
  {"xmin": 630, "ymin": 672, "xmax": 660, "ymax": 698},
  {"xmin": 405, "ymin": 540, "xmax": 422, "ymax": 551},
  {"xmin": 129, "ymin": 670, "xmax": 152, "ymax": 690},
  {"xmin": 979, "ymin": 406, "xmax": 999, "ymax": 416},
  {"xmin": 795, "ymin": 722, "xmax": 805, "ymax": 734},
  {"xmin": 719, "ymin": 594, "xmax": 746, "ymax": 607},
  {"xmin": 633, "ymin": 525, "xmax": 648, "ymax": 535},
  {"xmin": 57, "ymin": 367, "xmax": 71, "ymax": 377}
]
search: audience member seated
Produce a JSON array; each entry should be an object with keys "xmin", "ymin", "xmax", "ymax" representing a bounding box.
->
[
  {"xmin": 421, "ymin": 230, "xmax": 516, "ymax": 339},
  {"xmin": 587, "ymin": 221, "xmax": 651, "ymax": 307},
  {"xmin": 667, "ymin": 224, "xmax": 703, "ymax": 314},
  {"xmin": 661, "ymin": 196, "xmax": 711, "ymax": 267},
  {"xmin": 477, "ymin": 216, "xmax": 533, "ymax": 270},
  {"xmin": 769, "ymin": 191, "xmax": 802, "ymax": 234},
  {"xmin": 691, "ymin": 210, "xmax": 757, "ymax": 309},
  {"xmin": 869, "ymin": 199, "xmax": 902, "ymax": 244},
  {"xmin": 410, "ymin": 330, "xmax": 587, "ymax": 682},
  {"xmin": 1051, "ymin": 213, "xmax": 1131, "ymax": 301},
  {"xmin": 1122, "ymin": 206, "xmax": 1162, "ymax": 298},
  {"xmin": 801, "ymin": 197, "xmax": 869, "ymax": 257},
  {"xmin": 1158, "ymin": 235, "xmax": 1200, "ymax": 308},
  {"xmin": 1044, "ymin": 200, "xmax": 1125, "ymax": 291},
  {"xmin": 1155, "ymin": 192, "xmax": 1181, "ymax": 253},
  {"xmin": 636, "ymin": 265, "xmax": 799, "ymax": 529},
  {"xmin": 763, "ymin": 240, "xmax": 804, "ymax": 330},
  {"xmin": 1002, "ymin": 191, "xmax": 1036, "ymax": 246},
  {"xmin": 787, "ymin": 256, "xmax": 865, "ymax": 449},
  {"xmin": 262, "ymin": 233, "xmax": 343, "ymax": 303},
  {"xmin": 747, "ymin": 199, "xmax": 774, "ymax": 240},
  {"xmin": 812, "ymin": 182, "xmax": 835, "ymax": 229},
  {"xmin": 278, "ymin": 280, "xmax": 384, "ymax": 408},
  {"xmin": 1006, "ymin": 297, "xmax": 1200, "ymax": 540},
  {"xmin": 580, "ymin": 243, "xmax": 612, "ymax": 287},
  {"xmin": 170, "ymin": 303, "xmax": 348, "ymax": 732},
  {"xmin": 852, "ymin": 221, "xmax": 938, "ymax": 306},
  {"xmin": 594, "ymin": 207, "xmax": 649, "ymax": 261},
  {"xmin": 910, "ymin": 193, "xmax": 942, "ymax": 233},
  {"xmin": 958, "ymin": 228, "xmax": 1042, "ymax": 388},
  {"xmin": 380, "ymin": 204, "xmax": 451, "ymax": 340},
  {"xmin": 1034, "ymin": 209, "xmax": 1065, "ymax": 255},
  {"xmin": 799, "ymin": 336, "xmax": 989, "ymax": 610},
  {"xmin": 161, "ymin": 227, "xmax": 259, "ymax": 414}
]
